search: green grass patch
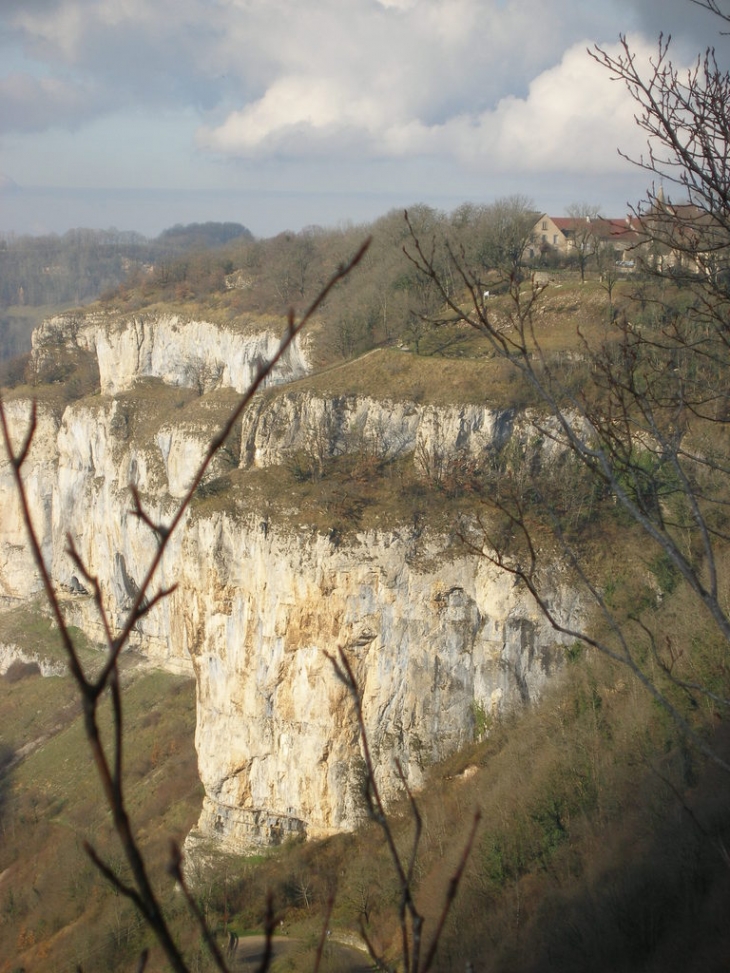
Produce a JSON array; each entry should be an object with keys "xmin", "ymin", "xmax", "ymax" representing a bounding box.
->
[
  {"xmin": 0, "ymin": 650, "xmax": 199, "ymax": 972},
  {"xmin": 0, "ymin": 600, "xmax": 100, "ymax": 670}
]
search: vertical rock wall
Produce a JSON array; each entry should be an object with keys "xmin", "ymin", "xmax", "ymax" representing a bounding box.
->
[{"xmin": 0, "ymin": 311, "xmax": 581, "ymax": 852}]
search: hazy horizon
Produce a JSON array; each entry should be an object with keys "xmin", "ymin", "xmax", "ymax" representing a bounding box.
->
[
  {"xmin": 2, "ymin": 0, "xmax": 720, "ymax": 243},
  {"xmin": 0, "ymin": 172, "xmax": 648, "ymax": 241}
]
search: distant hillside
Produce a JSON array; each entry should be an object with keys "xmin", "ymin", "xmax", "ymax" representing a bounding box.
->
[
  {"xmin": 0, "ymin": 221, "xmax": 252, "ymax": 362},
  {"xmin": 153, "ymin": 221, "xmax": 253, "ymax": 251}
]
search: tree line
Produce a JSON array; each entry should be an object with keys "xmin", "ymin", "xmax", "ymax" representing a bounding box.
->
[
  {"xmin": 1, "ymin": 197, "xmax": 638, "ymax": 368},
  {"xmin": 0, "ymin": 222, "xmax": 253, "ymax": 361},
  {"xmin": 119, "ymin": 195, "xmax": 631, "ymax": 367}
]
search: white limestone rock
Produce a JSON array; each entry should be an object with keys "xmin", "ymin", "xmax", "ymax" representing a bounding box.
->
[
  {"xmin": 32, "ymin": 310, "xmax": 311, "ymax": 396},
  {"xmin": 0, "ymin": 310, "xmax": 582, "ymax": 856},
  {"xmin": 0, "ymin": 398, "xmax": 61, "ymax": 605},
  {"xmin": 174, "ymin": 516, "xmax": 578, "ymax": 851}
]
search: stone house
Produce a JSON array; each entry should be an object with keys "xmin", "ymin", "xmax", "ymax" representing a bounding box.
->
[{"xmin": 526, "ymin": 213, "xmax": 642, "ymax": 263}]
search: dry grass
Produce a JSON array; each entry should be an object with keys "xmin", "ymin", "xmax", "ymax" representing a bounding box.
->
[{"xmin": 282, "ymin": 346, "xmax": 535, "ymax": 409}]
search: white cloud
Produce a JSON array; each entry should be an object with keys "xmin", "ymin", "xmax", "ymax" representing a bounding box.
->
[
  {"xmin": 2, "ymin": 0, "xmax": 625, "ymax": 138},
  {"xmin": 197, "ymin": 36, "xmax": 659, "ymax": 177},
  {"xmin": 485, "ymin": 38, "xmax": 651, "ymax": 172},
  {"xmin": 0, "ymin": 0, "xmax": 700, "ymax": 223},
  {"xmin": 200, "ymin": 76, "xmax": 353, "ymax": 154},
  {"xmin": 373, "ymin": 0, "xmax": 417, "ymax": 9}
]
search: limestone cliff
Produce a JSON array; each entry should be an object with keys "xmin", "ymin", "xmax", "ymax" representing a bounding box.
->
[
  {"xmin": 239, "ymin": 388, "xmax": 516, "ymax": 477},
  {"xmin": 0, "ymin": 307, "xmax": 580, "ymax": 852},
  {"xmin": 179, "ymin": 518, "xmax": 576, "ymax": 851},
  {"xmin": 32, "ymin": 309, "xmax": 310, "ymax": 396},
  {"xmin": 0, "ymin": 398, "xmax": 61, "ymax": 606}
]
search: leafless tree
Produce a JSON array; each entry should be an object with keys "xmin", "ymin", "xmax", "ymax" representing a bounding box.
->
[
  {"xmin": 596, "ymin": 239, "xmax": 622, "ymax": 313},
  {"xmin": 3, "ymin": 227, "xmax": 480, "ymax": 970},
  {"xmin": 565, "ymin": 202, "xmax": 603, "ymax": 282},
  {"xmin": 450, "ymin": 196, "xmax": 537, "ymax": 282},
  {"xmin": 1, "ymin": 240, "xmax": 369, "ymax": 972},
  {"xmin": 328, "ymin": 648, "xmax": 480, "ymax": 973},
  {"xmin": 403, "ymin": 2, "xmax": 730, "ymax": 771}
]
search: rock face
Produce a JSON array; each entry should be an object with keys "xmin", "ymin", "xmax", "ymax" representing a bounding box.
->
[
  {"xmin": 239, "ymin": 389, "xmax": 516, "ymax": 478},
  {"xmin": 0, "ymin": 642, "xmax": 67, "ymax": 677},
  {"xmin": 0, "ymin": 308, "xmax": 580, "ymax": 853},
  {"xmin": 32, "ymin": 310, "xmax": 310, "ymax": 396},
  {"xmin": 181, "ymin": 519, "xmax": 576, "ymax": 851},
  {"xmin": 0, "ymin": 398, "xmax": 61, "ymax": 606}
]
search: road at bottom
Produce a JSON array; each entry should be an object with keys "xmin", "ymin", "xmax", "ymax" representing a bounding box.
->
[{"xmin": 231, "ymin": 934, "xmax": 374, "ymax": 972}]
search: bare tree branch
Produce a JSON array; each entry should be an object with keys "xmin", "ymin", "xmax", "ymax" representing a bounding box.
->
[
  {"xmin": 328, "ymin": 647, "xmax": 479, "ymax": 973},
  {"xmin": 0, "ymin": 237, "xmax": 370, "ymax": 971}
]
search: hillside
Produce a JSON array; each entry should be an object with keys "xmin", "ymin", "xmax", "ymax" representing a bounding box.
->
[
  {"xmin": 0, "ymin": 222, "xmax": 253, "ymax": 363},
  {"xmin": 0, "ymin": 606, "xmax": 200, "ymax": 971},
  {"xmin": 1, "ymin": 211, "xmax": 729, "ymax": 972}
]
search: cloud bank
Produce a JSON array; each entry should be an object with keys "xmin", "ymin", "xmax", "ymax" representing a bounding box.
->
[
  {"xmin": 1, "ymin": 2, "xmax": 659, "ymax": 164},
  {"xmin": 0, "ymin": 0, "xmax": 716, "ymax": 234},
  {"xmin": 196, "ymin": 35, "xmax": 653, "ymax": 178}
]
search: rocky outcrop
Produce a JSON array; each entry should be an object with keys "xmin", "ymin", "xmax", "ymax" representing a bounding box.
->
[
  {"xmin": 240, "ymin": 388, "xmax": 516, "ymax": 480},
  {"xmin": 32, "ymin": 310, "xmax": 310, "ymax": 396},
  {"xmin": 0, "ymin": 399, "xmax": 62, "ymax": 607},
  {"xmin": 0, "ymin": 309, "xmax": 580, "ymax": 853},
  {"xmin": 0, "ymin": 642, "xmax": 67, "ymax": 677},
  {"xmin": 179, "ymin": 516, "xmax": 577, "ymax": 852}
]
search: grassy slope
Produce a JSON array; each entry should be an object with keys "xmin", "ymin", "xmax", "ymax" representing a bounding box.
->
[{"xmin": 0, "ymin": 610, "xmax": 200, "ymax": 973}]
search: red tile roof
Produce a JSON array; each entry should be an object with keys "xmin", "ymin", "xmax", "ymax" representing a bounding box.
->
[{"xmin": 548, "ymin": 216, "xmax": 642, "ymax": 245}]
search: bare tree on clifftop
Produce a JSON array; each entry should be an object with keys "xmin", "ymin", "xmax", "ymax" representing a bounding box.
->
[{"xmin": 404, "ymin": 0, "xmax": 730, "ymax": 771}]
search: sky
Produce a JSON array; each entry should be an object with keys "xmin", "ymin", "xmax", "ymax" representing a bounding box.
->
[{"xmin": 0, "ymin": 0, "xmax": 725, "ymax": 240}]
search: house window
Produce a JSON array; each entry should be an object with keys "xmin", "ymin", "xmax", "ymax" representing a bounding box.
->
[
  {"xmin": 542, "ymin": 221, "xmax": 548, "ymax": 231},
  {"xmin": 553, "ymin": 234, "xmax": 558, "ymax": 244},
  {"xmin": 542, "ymin": 234, "xmax": 547, "ymax": 243}
]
